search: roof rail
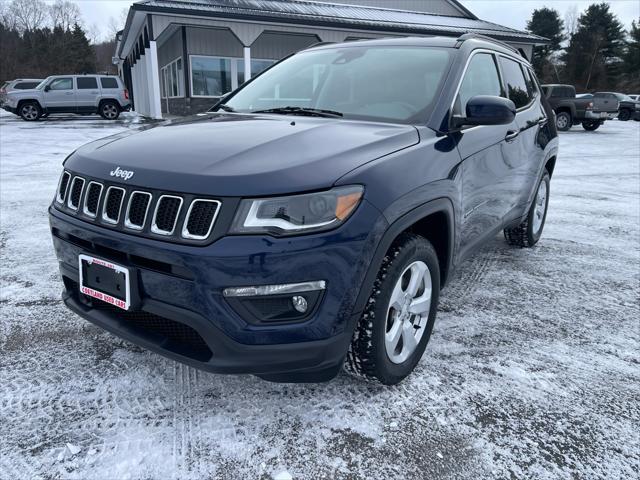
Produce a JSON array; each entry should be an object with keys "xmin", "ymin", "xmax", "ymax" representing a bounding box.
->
[{"xmin": 455, "ymin": 33, "xmax": 519, "ymax": 55}]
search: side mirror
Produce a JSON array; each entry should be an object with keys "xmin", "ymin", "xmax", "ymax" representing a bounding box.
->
[
  {"xmin": 44, "ymin": 85, "xmax": 51, "ymax": 92},
  {"xmin": 454, "ymin": 95, "xmax": 516, "ymax": 127}
]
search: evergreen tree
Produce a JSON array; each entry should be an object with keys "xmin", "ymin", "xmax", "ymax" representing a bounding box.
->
[
  {"xmin": 622, "ymin": 20, "xmax": 640, "ymax": 85},
  {"xmin": 526, "ymin": 7, "xmax": 565, "ymax": 83},
  {"xmin": 563, "ymin": 3, "xmax": 626, "ymax": 91}
]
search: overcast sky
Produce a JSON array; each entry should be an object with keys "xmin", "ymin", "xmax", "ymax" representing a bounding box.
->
[{"xmin": 63, "ymin": 0, "xmax": 640, "ymax": 41}]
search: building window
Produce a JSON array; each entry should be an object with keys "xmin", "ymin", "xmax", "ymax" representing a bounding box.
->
[
  {"xmin": 190, "ymin": 56, "xmax": 232, "ymax": 97},
  {"xmin": 161, "ymin": 57, "xmax": 184, "ymax": 99},
  {"xmin": 237, "ymin": 59, "xmax": 276, "ymax": 85},
  {"xmin": 190, "ymin": 55, "xmax": 276, "ymax": 97}
]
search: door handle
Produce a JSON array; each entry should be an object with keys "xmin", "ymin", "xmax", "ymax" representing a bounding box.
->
[
  {"xmin": 65, "ymin": 92, "xmax": 74, "ymax": 95},
  {"xmin": 505, "ymin": 130, "xmax": 520, "ymax": 142}
]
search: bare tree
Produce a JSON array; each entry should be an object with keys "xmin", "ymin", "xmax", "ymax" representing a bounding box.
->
[
  {"xmin": 107, "ymin": 6, "xmax": 129, "ymax": 39},
  {"xmin": 564, "ymin": 5, "xmax": 578, "ymax": 37},
  {"xmin": 9, "ymin": 0, "xmax": 48, "ymax": 32},
  {"xmin": 0, "ymin": 1, "xmax": 17, "ymax": 29},
  {"xmin": 49, "ymin": 0, "xmax": 81, "ymax": 31}
]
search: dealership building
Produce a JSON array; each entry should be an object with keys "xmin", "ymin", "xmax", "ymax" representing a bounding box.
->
[{"xmin": 114, "ymin": 0, "xmax": 545, "ymax": 119}]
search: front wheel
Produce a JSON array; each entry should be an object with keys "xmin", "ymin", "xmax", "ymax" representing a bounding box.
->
[
  {"xmin": 504, "ymin": 170, "xmax": 550, "ymax": 248},
  {"xmin": 344, "ymin": 233, "xmax": 440, "ymax": 385},
  {"xmin": 99, "ymin": 101, "xmax": 120, "ymax": 120},
  {"xmin": 19, "ymin": 102, "xmax": 41, "ymax": 121},
  {"xmin": 555, "ymin": 111, "xmax": 572, "ymax": 131},
  {"xmin": 618, "ymin": 109, "xmax": 631, "ymax": 121},
  {"xmin": 582, "ymin": 121, "xmax": 601, "ymax": 131}
]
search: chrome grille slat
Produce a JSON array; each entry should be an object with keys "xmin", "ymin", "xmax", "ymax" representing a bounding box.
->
[
  {"xmin": 101, "ymin": 186, "xmax": 125, "ymax": 225},
  {"xmin": 67, "ymin": 177, "xmax": 85, "ymax": 211},
  {"xmin": 182, "ymin": 199, "xmax": 221, "ymax": 240},
  {"xmin": 124, "ymin": 191, "xmax": 152, "ymax": 230},
  {"xmin": 151, "ymin": 195, "xmax": 183, "ymax": 236},
  {"xmin": 83, "ymin": 181, "xmax": 103, "ymax": 218},
  {"xmin": 56, "ymin": 171, "xmax": 71, "ymax": 203}
]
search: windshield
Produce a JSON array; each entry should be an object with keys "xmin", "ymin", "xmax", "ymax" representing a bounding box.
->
[
  {"xmin": 616, "ymin": 93, "xmax": 633, "ymax": 101},
  {"xmin": 223, "ymin": 46, "xmax": 452, "ymax": 124},
  {"xmin": 36, "ymin": 77, "xmax": 52, "ymax": 90}
]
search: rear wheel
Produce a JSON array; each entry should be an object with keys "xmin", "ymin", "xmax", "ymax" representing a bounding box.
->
[
  {"xmin": 555, "ymin": 111, "xmax": 571, "ymax": 131},
  {"xmin": 504, "ymin": 170, "xmax": 550, "ymax": 248},
  {"xmin": 99, "ymin": 101, "xmax": 120, "ymax": 120},
  {"xmin": 19, "ymin": 102, "xmax": 41, "ymax": 121},
  {"xmin": 344, "ymin": 233, "xmax": 440, "ymax": 385},
  {"xmin": 618, "ymin": 109, "xmax": 631, "ymax": 121},
  {"xmin": 582, "ymin": 121, "xmax": 601, "ymax": 131}
]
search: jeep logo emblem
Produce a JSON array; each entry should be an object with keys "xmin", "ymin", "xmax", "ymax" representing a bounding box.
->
[{"xmin": 110, "ymin": 166, "xmax": 134, "ymax": 181}]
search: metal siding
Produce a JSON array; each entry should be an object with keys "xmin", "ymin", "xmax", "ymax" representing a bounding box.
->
[
  {"xmin": 158, "ymin": 28, "xmax": 183, "ymax": 66},
  {"xmin": 251, "ymin": 31, "xmax": 320, "ymax": 59},
  {"xmin": 187, "ymin": 26, "xmax": 244, "ymax": 57},
  {"xmin": 323, "ymin": 0, "xmax": 465, "ymax": 17}
]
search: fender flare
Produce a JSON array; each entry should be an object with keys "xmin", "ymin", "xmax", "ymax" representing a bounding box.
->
[
  {"xmin": 16, "ymin": 99, "xmax": 44, "ymax": 112},
  {"xmin": 352, "ymin": 197, "xmax": 455, "ymax": 316}
]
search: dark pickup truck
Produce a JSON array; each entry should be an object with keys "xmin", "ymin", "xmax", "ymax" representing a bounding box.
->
[
  {"xmin": 542, "ymin": 84, "xmax": 617, "ymax": 131},
  {"xmin": 600, "ymin": 92, "xmax": 640, "ymax": 121}
]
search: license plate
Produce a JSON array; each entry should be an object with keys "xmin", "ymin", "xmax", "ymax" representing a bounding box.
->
[{"xmin": 78, "ymin": 254, "xmax": 131, "ymax": 310}]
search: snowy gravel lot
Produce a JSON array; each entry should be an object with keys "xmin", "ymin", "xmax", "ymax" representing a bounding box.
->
[{"xmin": 0, "ymin": 110, "xmax": 638, "ymax": 480}]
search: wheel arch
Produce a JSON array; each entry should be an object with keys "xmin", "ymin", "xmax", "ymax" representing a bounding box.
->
[
  {"xmin": 16, "ymin": 98, "xmax": 43, "ymax": 111},
  {"xmin": 352, "ymin": 198, "xmax": 455, "ymax": 315},
  {"xmin": 545, "ymin": 156, "xmax": 557, "ymax": 178},
  {"xmin": 98, "ymin": 98, "xmax": 121, "ymax": 110}
]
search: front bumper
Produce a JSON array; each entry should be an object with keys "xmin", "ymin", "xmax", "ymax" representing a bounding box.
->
[{"xmin": 50, "ymin": 200, "xmax": 386, "ymax": 379}]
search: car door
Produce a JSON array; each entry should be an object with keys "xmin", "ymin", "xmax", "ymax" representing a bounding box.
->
[
  {"xmin": 44, "ymin": 77, "xmax": 76, "ymax": 112},
  {"xmin": 75, "ymin": 77, "xmax": 99, "ymax": 112},
  {"xmin": 455, "ymin": 51, "xmax": 520, "ymax": 256},
  {"xmin": 497, "ymin": 56, "xmax": 547, "ymax": 220}
]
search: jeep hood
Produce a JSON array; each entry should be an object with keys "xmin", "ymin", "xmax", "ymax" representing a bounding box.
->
[{"xmin": 65, "ymin": 114, "xmax": 419, "ymax": 196}]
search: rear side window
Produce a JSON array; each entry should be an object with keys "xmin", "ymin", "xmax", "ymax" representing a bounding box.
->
[
  {"xmin": 457, "ymin": 53, "xmax": 502, "ymax": 114},
  {"xmin": 498, "ymin": 57, "xmax": 533, "ymax": 109},
  {"xmin": 77, "ymin": 77, "xmax": 98, "ymax": 89},
  {"xmin": 100, "ymin": 78, "xmax": 118, "ymax": 89},
  {"xmin": 522, "ymin": 68, "xmax": 538, "ymax": 98},
  {"xmin": 14, "ymin": 82, "xmax": 40, "ymax": 89}
]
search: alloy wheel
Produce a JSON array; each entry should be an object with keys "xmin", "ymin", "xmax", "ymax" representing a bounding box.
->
[
  {"xmin": 103, "ymin": 104, "xmax": 118, "ymax": 119},
  {"xmin": 532, "ymin": 178, "xmax": 548, "ymax": 234},
  {"xmin": 385, "ymin": 261, "xmax": 432, "ymax": 364},
  {"xmin": 21, "ymin": 105, "xmax": 38, "ymax": 120}
]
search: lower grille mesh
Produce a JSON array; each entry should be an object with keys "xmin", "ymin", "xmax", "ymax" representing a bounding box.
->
[{"xmin": 71, "ymin": 280, "xmax": 212, "ymax": 361}]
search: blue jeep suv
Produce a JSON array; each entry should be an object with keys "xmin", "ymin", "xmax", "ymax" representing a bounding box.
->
[{"xmin": 49, "ymin": 35, "xmax": 558, "ymax": 385}]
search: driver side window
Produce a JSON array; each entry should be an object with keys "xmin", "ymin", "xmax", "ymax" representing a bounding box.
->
[
  {"xmin": 49, "ymin": 78, "xmax": 73, "ymax": 91},
  {"xmin": 456, "ymin": 53, "xmax": 502, "ymax": 115}
]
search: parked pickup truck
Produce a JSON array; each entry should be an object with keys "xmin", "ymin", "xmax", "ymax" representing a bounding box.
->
[
  {"xmin": 542, "ymin": 84, "xmax": 617, "ymax": 131},
  {"xmin": 598, "ymin": 92, "xmax": 640, "ymax": 121}
]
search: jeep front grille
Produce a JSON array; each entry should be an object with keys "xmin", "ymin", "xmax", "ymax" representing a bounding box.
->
[
  {"xmin": 102, "ymin": 186, "xmax": 125, "ymax": 224},
  {"xmin": 56, "ymin": 171, "xmax": 71, "ymax": 203},
  {"xmin": 83, "ymin": 182, "xmax": 103, "ymax": 217},
  {"xmin": 125, "ymin": 191, "xmax": 151, "ymax": 230},
  {"xmin": 152, "ymin": 195, "xmax": 183, "ymax": 235},
  {"xmin": 53, "ymin": 170, "xmax": 222, "ymax": 244},
  {"xmin": 182, "ymin": 200, "xmax": 221, "ymax": 239},
  {"xmin": 67, "ymin": 177, "xmax": 85, "ymax": 210}
]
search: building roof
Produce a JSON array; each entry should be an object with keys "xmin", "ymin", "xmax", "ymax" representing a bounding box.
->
[{"xmin": 123, "ymin": 0, "xmax": 546, "ymax": 54}]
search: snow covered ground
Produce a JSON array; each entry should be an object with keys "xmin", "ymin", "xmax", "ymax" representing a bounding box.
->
[{"xmin": 0, "ymin": 110, "xmax": 638, "ymax": 480}]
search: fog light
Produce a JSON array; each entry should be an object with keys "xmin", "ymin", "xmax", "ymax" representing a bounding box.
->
[{"xmin": 292, "ymin": 295, "xmax": 308, "ymax": 313}]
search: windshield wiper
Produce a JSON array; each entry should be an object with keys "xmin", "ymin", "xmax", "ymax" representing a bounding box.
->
[
  {"xmin": 252, "ymin": 106, "xmax": 343, "ymax": 118},
  {"xmin": 216, "ymin": 103, "xmax": 236, "ymax": 113}
]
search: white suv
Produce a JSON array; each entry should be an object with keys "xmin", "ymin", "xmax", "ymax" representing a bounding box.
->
[{"xmin": 3, "ymin": 75, "xmax": 131, "ymax": 121}]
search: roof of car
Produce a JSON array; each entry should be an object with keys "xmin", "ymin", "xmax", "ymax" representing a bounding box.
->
[{"xmin": 306, "ymin": 35, "xmax": 526, "ymax": 59}]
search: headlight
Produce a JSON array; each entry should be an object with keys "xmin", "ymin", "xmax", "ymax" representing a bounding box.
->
[{"xmin": 230, "ymin": 185, "xmax": 364, "ymax": 236}]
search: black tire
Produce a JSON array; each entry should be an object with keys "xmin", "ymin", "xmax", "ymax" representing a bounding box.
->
[
  {"xmin": 582, "ymin": 121, "xmax": 601, "ymax": 131},
  {"xmin": 99, "ymin": 101, "xmax": 120, "ymax": 120},
  {"xmin": 618, "ymin": 109, "xmax": 631, "ymax": 121},
  {"xmin": 555, "ymin": 111, "xmax": 572, "ymax": 131},
  {"xmin": 344, "ymin": 233, "xmax": 440, "ymax": 385},
  {"xmin": 19, "ymin": 101, "xmax": 41, "ymax": 121},
  {"xmin": 504, "ymin": 170, "xmax": 551, "ymax": 248}
]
